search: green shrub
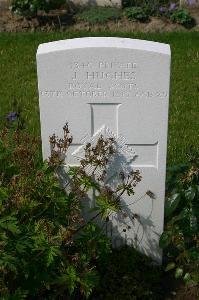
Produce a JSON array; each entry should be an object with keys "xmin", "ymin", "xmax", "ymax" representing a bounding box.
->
[
  {"xmin": 170, "ymin": 8, "xmax": 195, "ymax": 27},
  {"xmin": 160, "ymin": 152, "xmax": 199, "ymax": 283},
  {"xmin": 10, "ymin": 0, "xmax": 65, "ymax": 17},
  {"xmin": 77, "ymin": 7, "xmax": 122, "ymax": 24},
  {"xmin": 123, "ymin": 7, "xmax": 150, "ymax": 22},
  {"xmin": 122, "ymin": 0, "xmax": 170, "ymax": 13},
  {"xmin": 0, "ymin": 112, "xmax": 142, "ymax": 298}
]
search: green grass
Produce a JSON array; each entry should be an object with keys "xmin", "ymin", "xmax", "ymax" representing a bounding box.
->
[
  {"xmin": 0, "ymin": 32, "xmax": 198, "ymax": 165},
  {"xmin": 77, "ymin": 7, "xmax": 122, "ymax": 24}
]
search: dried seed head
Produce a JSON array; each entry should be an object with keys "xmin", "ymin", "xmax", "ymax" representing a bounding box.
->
[{"xmin": 146, "ymin": 190, "xmax": 156, "ymax": 199}]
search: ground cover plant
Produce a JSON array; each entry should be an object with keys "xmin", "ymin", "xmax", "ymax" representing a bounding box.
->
[
  {"xmin": 169, "ymin": 8, "xmax": 194, "ymax": 26},
  {"xmin": 122, "ymin": 0, "xmax": 195, "ymax": 27},
  {"xmin": 123, "ymin": 7, "xmax": 150, "ymax": 22},
  {"xmin": 160, "ymin": 152, "xmax": 199, "ymax": 284},
  {"xmin": 0, "ymin": 110, "xmax": 147, "ymax": 298},
  {"xmin": 0, "ymin": 118, "xmax": 110, "ymax": 299}
]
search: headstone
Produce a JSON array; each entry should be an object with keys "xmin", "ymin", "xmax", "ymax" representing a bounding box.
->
[{"xmin": 37, "ymin": 37, "xmax": 171, "ymax": 263}]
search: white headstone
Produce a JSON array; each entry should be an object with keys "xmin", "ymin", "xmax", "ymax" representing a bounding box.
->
[{"xmin": 37, "ymin": 37, "xmax": 171, "ymax": 263}]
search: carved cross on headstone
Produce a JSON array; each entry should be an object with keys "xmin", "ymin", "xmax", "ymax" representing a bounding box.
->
[{"xmin": 69, "ymin": 102, "xmax": 158, "ymax": 169}]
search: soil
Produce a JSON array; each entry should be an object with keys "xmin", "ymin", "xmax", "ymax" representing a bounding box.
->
[{"xmin": 1, "ymin": 2, "xmax": 199, "ymax": 33}]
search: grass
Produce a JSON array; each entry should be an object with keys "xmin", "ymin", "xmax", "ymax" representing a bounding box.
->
[
  {"xmin": 77, "ymin": 7, "xmax": 122, "ymax": 24},
  {"xmin": 0, "ymin": 32, "xmax": 198, "ymax": 166}
]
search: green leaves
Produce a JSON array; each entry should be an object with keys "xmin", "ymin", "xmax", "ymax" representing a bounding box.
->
[
  {"xmin": 10, "ymin": 0, "xmax": 65, "ymax": 16},
  {"xmin": 77, "ymin": 7, "xmax": 122, "ymax": 25},
  {"xmin": 79, "ymin": 174, "xmax": 100, "ymax": 192},
  {"xmin": 123, "ymin": 7, "xmax": 150, "ymax": 22},
  {"xmin": 175, "ymin": 267, "xmax": 184, "ymax": 279},
  {"xmin": 183, "ymin": 272, "xmax": 191, "ymax": 284},
  {"xmin": 55, "ymin": 266, "xmax": 78, "ymax": 295},
  {"xmin": 0, "ymin": 187, "xmax": 9, "ymax": 202},
  {"xmin": 170, "ymin": 8, "xmax": 194, "ymax": 27},
  {"xmin": 0, "ymin": 215, "xmax": 20, "ymax": 234},
  {"xmin": 185, "ymin": 186, "xmax": 196, "ymax": 201},
  {"xmin": 79, "ymin": 270, "xmax": 99, "ymax": 298},
  {"xmin": 0, "ymin": 124, "xmax": 118, "ymax": 299},
  {"xmin": 159, "ymin": 231, "xmax": 172, "ymax": 249},
  {"xmin": 96, "ymin": 195, "xmax": 119, "ymax": 219},
  {"xmin": 46, "ymin": 245, "xmax": 60, "ymax": 267},
  {"xmin": 161, "ymin": 158, "xmax": 199, "ymax": 284},
  {"xmin": 55, "ymin": 267, "xmax": 99, "ymax": 298},
  {"xmin": 165, "ymin": 262, "xmax": 176, "ymax": 272},
  {"xmin": 165, "ymin": 193, "xmax": 181, "ymax": 217}
]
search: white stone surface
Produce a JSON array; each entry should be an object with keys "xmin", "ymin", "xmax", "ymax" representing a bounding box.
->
[
  {"xmin": 37, "ymin": 37, "xmax": 171, "ymax": 263},
  {"xmin": 71, "ymin": 0, "xmax": 121, "ymax": 7}
]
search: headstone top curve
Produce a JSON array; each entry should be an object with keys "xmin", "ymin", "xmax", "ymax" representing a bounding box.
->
[{"xmin": 37, "ymin": 37, "xmax": 171, "ymax": 56}]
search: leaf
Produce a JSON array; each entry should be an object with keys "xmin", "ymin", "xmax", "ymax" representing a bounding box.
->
[
  {"xmin": 10, "ymin": 288, "xmax": 28, "ymax": 300},
  {"xmin": 190, "ymin": 212, "xmax": 198, "ymax": 233},
  {"xmin": 159, "ymin": 231, "xmax": 171, "ymax": 249},
  {"xmin": 79, "ymin": 176, "xmax": 100, "ymax": 191},
  {"xmin": 165, "ymin": 262, "xmax": 176, "ymax": 272},
  {"xmin": 46, "ymin": 246, "xmax": 60, "ymax": 267},
  {"xmin": 0, "ymin": 187, "xmax": 8, "ymax": 201},
  {"xmin": 54, "ymin": 266, "xmax": 79, "ymax": 295},
  {"xmin": 171, "ymin": 207, "xmax": 189, "ymax": 224},
  {"xmin": 183, "ymin": 273, "xmax": 191, "ymax": 283},
  {"xmin": 165, "ymin": 193, "xmax": 181, "ymax": 217},
  {"xmin": 79, "ymin": 270, "xmax": 99, "ymax": 298},
  {"xmin": 96, "ymin": 195, "xmax": 118, "ymax": 219},
  {"xmin": 0, "ymin": 215, "xmax": 20, "ymax": 234},
  {"xmin": 66, "ymin": 266, "xmax": 79, "ymax": 294},
  {"xmin": 185, "ymin": 187, "xmax": 196, "ymax": 201},
  {"xmin": 67, "ymin": 166, "xmax": 79, "ymax": 177},
  {"xmin": 175, "ymin": 267, "xmax": 183, "ymax": 279}
]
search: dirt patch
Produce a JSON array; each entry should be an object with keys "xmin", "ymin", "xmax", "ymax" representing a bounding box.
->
[
  {"xmin": 173, "ymin": 283, "xmax": 199, "ymax": 300},
  {"xmin": 71, "ymin": 16, "xmax": 188, "ymax": 33},
  {"xmin": 0, "ymin": 10, "xmax": 74, "ymax": 32}
]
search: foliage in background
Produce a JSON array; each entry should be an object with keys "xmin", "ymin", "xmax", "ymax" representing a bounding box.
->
[
  {"xmin": 123, "ymin": 7, "xmax": 150, "ymax": 22},
  {"xmin": 0, "ymin": 113, "xmax": 143, "ymax": 299},
  {"xmin": 122, "ymin": 0, "xmax": 170, "ymax": 10},
  {"xmin": 160, "ymin": 151, "xmax": 199, "ymax": 285},
  {"xmin": 10, "ymin": 0, "xmax": 65, "ymax": 17},
  {"xmin": 77, "ymin": 7, "xmax": 122, "ymax": 24},
  {"xmin": 170, "ymin": 8, "xmax": 194, "ymax": 27},
  {"xmin": 122, "ymin": 0, "xmax": 171, "ymax": 14},
  {"xmin": 121, "ymin": 0, "xmax": 195, "ymax": 27}
]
